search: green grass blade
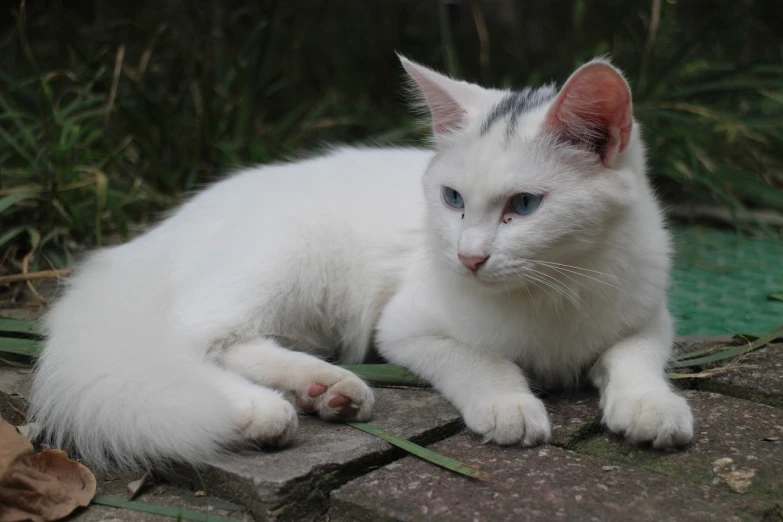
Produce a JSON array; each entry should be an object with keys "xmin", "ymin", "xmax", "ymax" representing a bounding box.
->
[
  {"xmin": 0, "ymin": 336, "xmax": 42, "ymax": 357},
  {"xmin": 0, "ymin": 226, "xmax": 28, "ymax": 249},
  {"xmin": 669, "ymin": 325, "xmax": 783, "ymax": 368},
  {"xmin": 672, "ymin": 339, "xmax": 749, "ymax": 361},
  {"xmin": 0, "ymin": 93, "xmax": 39, "ymax": 152},
  {"xmin": 0, "ymin": 317, "xmax": 43, "ymax": 336},
  {"xmin": 732, "ymin": 333, "xmax": 761, "ymax": 342},
  {"xmin": 659, "ymin": 79, "xmax": 783, "ymax": 99},
  {"xmin": 768, "ymin": 294, "xmax": 783, "ymax": 302},
  {"xmin": 91, "ymin": 495, "xmax": 244, "ymax": 522},
  {"xmin": 0, "ymin": 193, "xmax": 36, "ymax": 215},
  {"xmin": 340, "ymin": 364, "xmax": 426, "ymax": 387},
  {"xmin": 0, "ymin": 125, "xmax": 35, "ymax": 165},
  {"xmin": 672, "ymin": 344, "xmax": 728, "ymax": 361},
  {"xmin": 346, "ymin": 422, "xmax": 491, "ymax": 482}
]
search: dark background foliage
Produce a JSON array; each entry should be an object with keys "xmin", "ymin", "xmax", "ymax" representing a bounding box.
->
[{"xmin": 1, "ymin": 0, "xmax": 781, "ymax": 273}]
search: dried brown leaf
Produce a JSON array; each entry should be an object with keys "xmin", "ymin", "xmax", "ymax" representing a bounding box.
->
[
  {"xmin": 126, "ymin": 471, "xmax": 151, "ymax": 501},
  {"xmin": 0, "ymin": 417, "xmax": 32, "ymax": 475},
  {"xmin": 0, "ymin": 417, "xmax": 96, "ymax": 522}
]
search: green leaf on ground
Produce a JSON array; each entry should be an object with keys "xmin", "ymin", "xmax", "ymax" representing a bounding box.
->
[
  {"xmin": 340, "ymin": 364, "xmax": 425, "ymax": 387},
  {"xmin": 0, "ymin": 317, "xmax": 44, "ymax": 358},
  {"xmin": 0, "ymin": 337, "xmax": 41, "ymax": 358},
  {"xmin": 91, "ymin": 495, "xmax": 245, "ymax": 522},
  {"xmin": 670, "ymin": 325, "xmax": 783, "ymax": 369},
  {"xmin": 768, "ymin": 293, "xmax": 783, "ymax": 302},
  {"xmin": 0, "ymin": 317, "xmax": 43, "ymax": 337},
  {"xmin": 346, "ymin": 422, "xmax": 492, "ymax": 482}
]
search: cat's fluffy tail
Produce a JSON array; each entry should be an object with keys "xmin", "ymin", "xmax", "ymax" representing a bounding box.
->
[{"xmin": 29, "ymin": 248, "xmax": 239, "ymax": 471}]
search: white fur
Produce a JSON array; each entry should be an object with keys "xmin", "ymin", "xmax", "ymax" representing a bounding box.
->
[{"xmin": 31, "ymin": 57, "xmax": 693, "ymax": 471}]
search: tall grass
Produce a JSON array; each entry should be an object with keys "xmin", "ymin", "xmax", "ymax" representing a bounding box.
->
[{"xmin": 0, "ymin": 0, "xmax": 781, "ymax": 274}]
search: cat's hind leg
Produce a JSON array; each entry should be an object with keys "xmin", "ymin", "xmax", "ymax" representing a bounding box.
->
[
  {"xmin": 207, "ymin": 366, "xmax": 298, "ymax": 447},
  {"xmin": 216, "ymin": 339, "xmax": 374, "ymax": 421}
]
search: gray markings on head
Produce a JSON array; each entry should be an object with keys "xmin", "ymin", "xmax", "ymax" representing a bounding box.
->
[{"xmin": 480, "ymin": 85, "xmax": 558, "ymax": 141}]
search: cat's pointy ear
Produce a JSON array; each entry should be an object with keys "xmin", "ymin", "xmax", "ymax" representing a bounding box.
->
[
  {"xmin": 544, "ymin": 59, "xmax": 632, "ymax": 168},
  {"xmin": 398, "ymin": 54, "xmax": 486, "ymax": 138}
]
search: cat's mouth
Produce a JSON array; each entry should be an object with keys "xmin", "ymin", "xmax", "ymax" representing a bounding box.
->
[{"xmin": 473, "ymin": 261, "xmax": 546, "ymax": 288}]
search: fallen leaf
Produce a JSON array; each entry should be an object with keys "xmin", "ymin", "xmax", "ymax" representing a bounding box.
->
[
  {"xmin": 711, "ymin": 457, "xmax": 756, "ymax": 494},
  {"xmin": 0, "ymin": 416, "xmax": 96, "ymax": 521},
  {"xmin": 15, "ymin": 423, "xmax": 42, "ymax": 441},
  {"xmin": 126, "ymin": 472, "xmax": 151, "ymax": 501},
  {"xmin": 0, "ymin": 416, "xmax": 33, "ymax": 475},
  {"xmin": 711, "ymin": 457, "xmax": 733, "ymax": 473},
  {"xmin": 722, "ymin": 468, "xmax": 756, "ymax": 493}
]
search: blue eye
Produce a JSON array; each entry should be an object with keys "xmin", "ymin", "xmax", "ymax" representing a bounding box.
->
[
  {"xmin": 442, "ymin": 187, "xmax": 464, "ymax": 209},
  {"xmin": 510, "ymin": 193, "xmax": 542, "ymax": 215}
]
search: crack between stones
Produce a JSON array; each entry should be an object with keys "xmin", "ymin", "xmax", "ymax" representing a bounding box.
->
[
  {"xmin": 247, "ymin": 418, "xmax": 466, "ymax": 521},
  {"xmin": 693, "ymin": 380, "xmax": 783, "ymax": 409}
]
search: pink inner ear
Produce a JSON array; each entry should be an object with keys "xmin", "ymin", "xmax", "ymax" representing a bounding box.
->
[
  {"xmin": 545, "ymin": 63, "xmax": 632, "ymax": 167},
  {"xmin": 405, "ymin": 67, "xmax": 466, "ymax": 135}
]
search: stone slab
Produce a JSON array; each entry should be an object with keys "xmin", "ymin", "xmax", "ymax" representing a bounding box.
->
[
  {"xmin": 0, "ymin": 365, "xmax": 460, "ymax": 522},
  {"xmin": 570, "ymin": 390, "xmax": 783, "ymax": 502},
  {"xmin": 189, "ymin": 388, "xmax": 461, "ymax": 521},
  {"xmin": 331, "ymin": 390, "xmax": 783, "ymax": 521},
  {"xmin": 330, "ymin": 434, "xmax": 773, "ymax": 522}
]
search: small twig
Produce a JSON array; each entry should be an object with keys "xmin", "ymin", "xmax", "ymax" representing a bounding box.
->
[
  {"xmin": 0, "ymin": 269, "xmax": 71, "ymax": 284},
  {"xmin": 470, "ymin": 0, "xmax": 490, "ymax": 82},
  {"xmin": 667, "ymin": 204, "xmax": 783, "ymax": 228},
  {"xmin": 1, "ymin": 397, "xmax": 28, "ymax": 421},
  {"xmin": 13, "ymin": 0, "xmax": 38, "ymax": 71},
  {"xmin": 639, "ymin": 0, "xmax": 662, "ymax": 90},
  {"xmin": 669, "ymin": 365, "xmax": 747, "ymax": 380},
  {"xmin": 106, "ymin": 44, "xmax": 125, "ymax": 123},
  {"xmin": 20, "ymin": 234, "xmax": 46, "ymax": 304},
  {"xmin": 438, "ymin": 0, "xmax": 460, "ymax": 77},
  {"xmin": 138, "ymin": 24, "xmax": 166, "ymax": 77}
]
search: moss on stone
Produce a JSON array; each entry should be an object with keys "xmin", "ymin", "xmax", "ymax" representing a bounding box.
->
[{"xmin": 570, "ymin": 435, "xmax": 783, "ymax": 503}]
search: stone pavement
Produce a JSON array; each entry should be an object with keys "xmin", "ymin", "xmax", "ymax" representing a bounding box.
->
[{"xmin": 1, "ymin": 339, "xmax": 781, "ymax": 521}]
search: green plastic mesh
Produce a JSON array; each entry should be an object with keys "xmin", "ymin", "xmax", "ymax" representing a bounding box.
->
[{"xmin": 670, "ymin": 227, "xmax": 783, "ymax": 337}]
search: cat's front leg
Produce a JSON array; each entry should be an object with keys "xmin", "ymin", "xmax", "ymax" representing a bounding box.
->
[
  {"xmin": 590, "ymin": 308, "xmax": 693, "ymax": 448},
  {"xmin": 378, "ymin": 331, "xmax": 551, "ymax": 446}
]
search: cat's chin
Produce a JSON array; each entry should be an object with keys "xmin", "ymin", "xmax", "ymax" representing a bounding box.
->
[{"xmin": 460, "ymin": 272, "xmax": 518, "ymax": 294}]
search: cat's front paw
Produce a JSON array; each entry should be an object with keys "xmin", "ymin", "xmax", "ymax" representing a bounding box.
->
[
  {"xmin": 294, "ymin": 369, "xmax": 374, "ymax": 422},
  {"xmin": 602, "ymin": 388, "xmax": 693, "ymax": 448},
  {"xmin": 232, "ymin": 391, "xmax": 298, "ymax": 447},
  {"xmin": 463, "ymin": 393, "xmax": 551, "ymax": 446}
]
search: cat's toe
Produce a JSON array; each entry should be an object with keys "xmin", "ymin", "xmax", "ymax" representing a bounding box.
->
[
  {"xmin": 603, "ymin": 389, "xmax": 693, "ymax": 448},
  {"xmin": 233, "ymin": 392, "xmax": 298, "ymax": 447},
  {"xmin": 464, "ymin": 393, "xmax": 551, "ymax": 446},
  {"xmin": 295, "ymin": 370, "xmax": 375, "ymax": 421}
]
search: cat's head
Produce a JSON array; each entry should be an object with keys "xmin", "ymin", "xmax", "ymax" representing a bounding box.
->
[{"xmin": 400, "ymin": 54, "xmax": 646, "ymax": 291}]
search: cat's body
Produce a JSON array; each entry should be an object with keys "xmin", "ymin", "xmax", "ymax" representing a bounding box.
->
[{"xmin": 31, "ymin": 56, "xmax": 693, "ymax": 471}]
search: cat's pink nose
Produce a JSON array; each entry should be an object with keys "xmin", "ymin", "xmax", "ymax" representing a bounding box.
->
[{"xmin": 458, "ymin": 254, "xmax": 489, "ymax": 273}]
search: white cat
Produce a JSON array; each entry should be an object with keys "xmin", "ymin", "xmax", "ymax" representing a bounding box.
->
[{"xmin": 31, "ymin": 55, "xmax": 693, "ymax": 472}]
